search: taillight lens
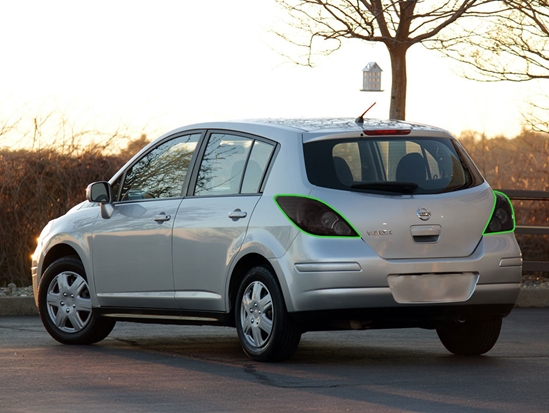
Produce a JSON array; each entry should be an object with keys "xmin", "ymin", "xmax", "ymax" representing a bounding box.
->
[
  {"xmin": 275, "ymin": 195, "xmax": 359, "ymax": 237},
  {"xmin": 484, "ymin": 191, "xmax": 515, "ymax": 234}
]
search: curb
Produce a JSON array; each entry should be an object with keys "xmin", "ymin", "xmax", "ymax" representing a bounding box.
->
[
  {"xmin": 1, "ymin": 289, "xmax": 548, "ymax": 317},
  {"xmin": 0, "ymin": 297, "xmax": 38, "ymax": 317},
  {"xmin": 515, "ymin": 289, "xmax": 549, "ymax": 308}
]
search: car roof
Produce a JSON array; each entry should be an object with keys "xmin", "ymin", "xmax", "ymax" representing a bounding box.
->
[
  {"xmin": 249, "ymin": 118, "xmax": 447, "ymax": 134},
  {"xmin": 159, "ymin": 118, "xmax": 453, "ymax": 145}
]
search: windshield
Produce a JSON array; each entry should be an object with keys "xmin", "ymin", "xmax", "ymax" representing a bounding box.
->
[{"xmin": 304, "ymin": 137, "xmax": 483, "ymax": 195}]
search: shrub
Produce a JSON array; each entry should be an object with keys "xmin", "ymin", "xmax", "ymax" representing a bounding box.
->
[
  {"xmin": 0, "ymin": 149, "xmax": 126, "ymax": 286},
  {"xmin": 459, "ymin": 129, "xmax": 549, "ymax": 276}
]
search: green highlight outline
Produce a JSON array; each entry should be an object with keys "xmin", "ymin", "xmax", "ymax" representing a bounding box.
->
[
  {"xmin": 274, "ymin": 194, "xmax": 362, "ymax": 238},
  {"xmin": 483, "ymin": 190, "xmax": 516, "ymax": 235}
]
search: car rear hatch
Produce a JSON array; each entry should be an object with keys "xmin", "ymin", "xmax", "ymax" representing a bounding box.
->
[
  {"xmin": 303, "ymin": 129, "xmax": 491, "ymax": 259},
  {"xmin": 309, "ymin": 185, "xmax": 493, "ymax": 259}
]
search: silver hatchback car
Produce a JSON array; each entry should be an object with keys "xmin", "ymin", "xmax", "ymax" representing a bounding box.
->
[{"xmin": 32, "ymin": 118, "xmax": 522, "ymax": 361}]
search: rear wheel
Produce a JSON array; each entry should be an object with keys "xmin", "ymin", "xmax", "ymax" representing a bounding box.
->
[
  {"xmin": 38, "ymin": 256, "xmax": 115, "ymax": 345},
  {"xmin": 235, "ymin": 266, "xmax": 302, "ymax": 361},
  {"xmin": 436, "ymin": 317, "xmax": 502, "ymax": 356}
]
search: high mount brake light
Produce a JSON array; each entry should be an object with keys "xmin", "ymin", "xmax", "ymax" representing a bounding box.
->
[
  {"xmin": 275, "ymin": 195, "xmax": 359, "ymax": 237},
  {"xmin": 363, "ymin": 129, "xmax": 411, "ymax": 136}
]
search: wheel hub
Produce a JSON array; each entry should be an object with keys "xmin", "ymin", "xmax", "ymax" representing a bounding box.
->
[
  {"xmin": 46, "ymin": 271, "xmax": 92, "ymax": 334},
  {"xmin": 240, "ymin": 280, "xmax": 274, "ymax": 348}
]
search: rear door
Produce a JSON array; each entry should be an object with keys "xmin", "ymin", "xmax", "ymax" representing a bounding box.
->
[{"xmin": 172, "ymin": 132, "xmax": 276, "ymax": 311}]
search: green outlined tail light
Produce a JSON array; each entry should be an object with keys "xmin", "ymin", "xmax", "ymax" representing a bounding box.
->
[
  {"xmin": 484, "ymin": 191, "xmax": 515, "ymax": 234},
  {"xmin": 275, "ymin": 195, "xmax": 359, "ymax": 237}
]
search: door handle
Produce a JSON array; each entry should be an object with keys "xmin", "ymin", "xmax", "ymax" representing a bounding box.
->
[
  {"xmin": 153, "ymin": 213, "xmax": 171, "ymax": 222},
  {"xmin": 228, "ymin": 209, "xmax": 247, "ymax": 220}
]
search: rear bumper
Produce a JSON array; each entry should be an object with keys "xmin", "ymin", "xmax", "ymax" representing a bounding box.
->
[
  {"xmin": 285, "ymin": 282, "xmax": 520, "ymax": 314},
  {"xmin": 272, "ymin": 232, "xmax": 522, "ymax": 313}
]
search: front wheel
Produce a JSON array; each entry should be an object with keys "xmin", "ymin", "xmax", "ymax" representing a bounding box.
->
[
  {"xmin": 436, "ymin": 317, "xmax": 502, "ymax": 356},
  {"xmin": 235, "ymin": 266, "xmax": 302, "ymax": 361},
  {"xmin": 38, "ymin": 256, "xmax": 115, "ymax": 345}
]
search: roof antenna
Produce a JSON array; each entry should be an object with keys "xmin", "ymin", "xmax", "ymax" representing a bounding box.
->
[{"xmin": 355, "ymin": 102, "xmax": 376, "ymax": 125}]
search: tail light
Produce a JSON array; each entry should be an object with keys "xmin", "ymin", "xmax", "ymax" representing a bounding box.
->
[
  {"xmin": 275, "ymin": 195, "xmax": 359, "ymax": 237},
  {"xmin": 484, "ymin": 191, "xmax": 515, "ymax": 234}
]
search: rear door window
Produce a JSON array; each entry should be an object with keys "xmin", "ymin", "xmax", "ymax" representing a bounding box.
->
[{"xmin": 193, "ymin": 132, "xmax": 275, "ymax": 196}]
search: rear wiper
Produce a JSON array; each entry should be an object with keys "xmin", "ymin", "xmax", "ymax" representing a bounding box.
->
[{"xmin": 351, "ymin": 182, "xmax": 419, "ymax": 194}]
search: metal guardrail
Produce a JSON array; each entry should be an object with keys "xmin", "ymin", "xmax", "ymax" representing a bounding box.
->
[{"xmin": 498, "ymin": 189, "xmax": 549, "ymax": 273}]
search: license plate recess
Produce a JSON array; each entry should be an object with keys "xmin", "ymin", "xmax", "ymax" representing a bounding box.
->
[{"xmin": 387, "ymin": 272, "xmax": 479, "ymax": 304}]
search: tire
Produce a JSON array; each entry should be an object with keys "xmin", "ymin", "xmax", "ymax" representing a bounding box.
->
[
  {"xmin": 436, "ymin": 317, "xmax": 502, "ymax": 356},
  {"xmin": 38, "ymin": 256, "xmax": 115, "ymax": 345},
  {"xmin": 235, "ymin": 266, "xmax": 302, "ymax": 362}
]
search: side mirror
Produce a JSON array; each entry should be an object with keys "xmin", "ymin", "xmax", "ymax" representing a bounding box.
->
[
  {"xmin": 86, "ymin": 181, "xmax": 111, "ymax": 203},
  {"xmin": 86, "ymin": 182, "xmax": 114, "ymax": 219}
]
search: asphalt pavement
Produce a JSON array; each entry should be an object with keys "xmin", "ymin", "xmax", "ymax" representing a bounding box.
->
[{"xmin": 1, "ymin": 309, "xmax": 548, "ymax": 413}]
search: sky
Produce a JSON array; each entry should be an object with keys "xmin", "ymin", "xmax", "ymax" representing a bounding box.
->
[{"xmin": 0, "ymin": 0, "xmax": 544, "ymax": 148}]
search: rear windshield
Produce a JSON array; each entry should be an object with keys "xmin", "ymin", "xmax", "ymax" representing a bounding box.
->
[{"xmin": 304, "ymin": 137, "xmax": 483, "ymax": 195}]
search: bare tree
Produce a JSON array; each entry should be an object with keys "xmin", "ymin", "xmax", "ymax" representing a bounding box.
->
[
  {"xmin": 274, "ymin": 0, "xmax": 501, "ymax": 120},
  {"xmin": 427, "ymin": 1, "xmax": 549, "ymax": 131}
]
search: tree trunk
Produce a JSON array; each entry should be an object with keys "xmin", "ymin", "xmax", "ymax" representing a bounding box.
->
[{"xmin": 388, "ymin": 44, "xmax": 410, "ymax": 120}]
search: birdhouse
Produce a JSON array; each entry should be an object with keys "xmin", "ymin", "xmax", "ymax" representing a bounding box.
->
[{"xmin": 361, "ymin": 62, "xmax": 383, "ymax": 92}]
